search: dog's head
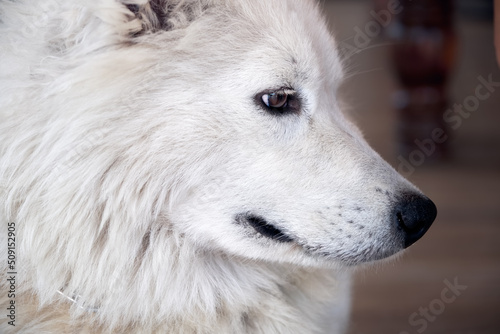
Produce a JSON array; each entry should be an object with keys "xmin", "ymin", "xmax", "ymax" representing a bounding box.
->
[{"xmin": 111, "ymin": 0, "xmax": 437, "ymax": 267}]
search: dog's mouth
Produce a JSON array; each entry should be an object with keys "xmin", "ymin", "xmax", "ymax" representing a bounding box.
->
[{"xmin": 235, "ymin": 213, "xmax": 294, "ymax": 243}]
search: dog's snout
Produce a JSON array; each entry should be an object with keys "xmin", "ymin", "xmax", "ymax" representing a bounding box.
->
[{"xmin": 395, "ymin": 193, "xmax": 437, "ymax": 248}]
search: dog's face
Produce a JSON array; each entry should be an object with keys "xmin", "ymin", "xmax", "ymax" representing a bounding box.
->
[{"xmin": 124, "ymin": 0, "xmax": 437, "ymax": 267}]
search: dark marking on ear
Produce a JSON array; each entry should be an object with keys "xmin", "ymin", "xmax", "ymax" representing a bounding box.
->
[
  {"xmin": 124, "ymin": 0, "xmax": 203, "ymax": 36},
  {"xmin": 375, "ymin": 187, "xmax": 383, "ymax": 193},
  {"xmin": 128, "ymin": 0, "xmax": 213, "ymax": 37},
  {"xmin": 150, "ymin": 0, "xmax": 171, "ymax": 30},
  {"xmin": 126, "ymin": 4, "xmax": 140, "ymax": 14}
]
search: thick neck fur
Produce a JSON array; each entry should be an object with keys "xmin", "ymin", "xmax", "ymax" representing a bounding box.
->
[{"xmin": 2, "ymin": 227, "xmax": 343, "ymax": 333}]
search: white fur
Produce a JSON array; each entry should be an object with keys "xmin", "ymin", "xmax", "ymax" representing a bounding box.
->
[{"xmin": 0, "ymin": 0, "xmax": 421, "ymax": 333}]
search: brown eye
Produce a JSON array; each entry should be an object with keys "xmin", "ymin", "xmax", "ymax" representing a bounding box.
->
[
  {"xmin": 263, "ymin": 91, "xmax": 288, "ymax": 108},
  {"xmin": 259, "ymin": 88, "xmax": 299, "ymax": 115}
]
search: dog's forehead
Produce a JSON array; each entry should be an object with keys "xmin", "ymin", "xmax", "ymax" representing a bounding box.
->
[{"xmin": 209, "ymin": 0, "xmax": 344, "ymax": 84}]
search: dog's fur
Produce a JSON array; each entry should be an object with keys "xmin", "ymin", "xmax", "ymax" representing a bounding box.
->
[{"xmin": 0, "ymin": 0, "xmax": 432, "ymax": 333}]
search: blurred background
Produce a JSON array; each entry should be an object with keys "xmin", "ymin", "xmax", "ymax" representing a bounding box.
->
[{"xmin": 320, "ymin": 0, "xmax": 500, "ymax": 333}]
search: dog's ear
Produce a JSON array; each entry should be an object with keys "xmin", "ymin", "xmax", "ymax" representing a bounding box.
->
[{"xmin": 121, "ymin": 0, "xmax": 208, "ymax": 35}]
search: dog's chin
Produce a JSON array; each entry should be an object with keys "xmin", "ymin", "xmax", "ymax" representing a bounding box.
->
[
  {"xmin": 298, "ymin": 241, "xmax": 405, "ymax": 268},
  {"xmin": 349, "ymin": 248, "xmax": 407, "ymax": 270},
  {"xmin": 343, "ymin": 248, "xmax": 405, "ymax": 267}
]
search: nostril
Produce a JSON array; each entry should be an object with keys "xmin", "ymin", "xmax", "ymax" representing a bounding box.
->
[{"xmin": 395, "ymin": 193, "xmax": 437, "ymax": 248}]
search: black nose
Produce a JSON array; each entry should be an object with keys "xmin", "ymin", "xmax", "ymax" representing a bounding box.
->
[{"xmin": 395, "ymin": 193, "xmax": 437, "ymax": 248}]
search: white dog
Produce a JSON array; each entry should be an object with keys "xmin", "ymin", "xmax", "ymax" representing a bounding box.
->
[{"xmin": 0, "ymin": 0, "xmax": 437, "ymax": 333}]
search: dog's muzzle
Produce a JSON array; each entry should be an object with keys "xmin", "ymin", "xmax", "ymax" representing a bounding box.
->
[{"xmin": 393, "ymin": 193, "xmax": 437, "ymax": 248}]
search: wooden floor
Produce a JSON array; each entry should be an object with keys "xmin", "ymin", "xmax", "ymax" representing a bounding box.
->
[{"xmin": 321, "ymin": 1, "xmax": 500, "ymax": 333}]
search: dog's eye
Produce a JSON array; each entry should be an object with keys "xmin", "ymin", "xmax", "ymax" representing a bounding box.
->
[
  {"xmin": 262, "ymin": 91, "xmax": 288, "ymax": 108},
  {"xmin": 258, "ymin": 88, "xmax": 299, "ymax": 115}
]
